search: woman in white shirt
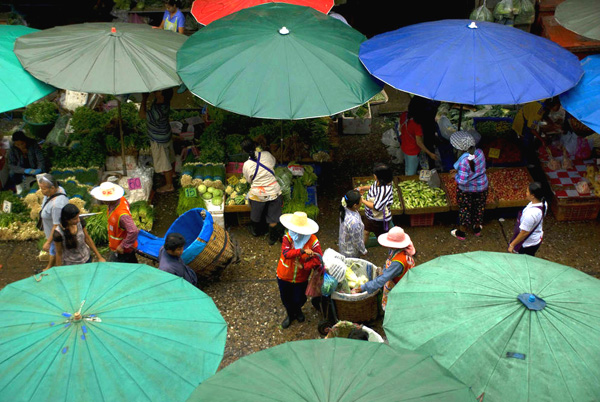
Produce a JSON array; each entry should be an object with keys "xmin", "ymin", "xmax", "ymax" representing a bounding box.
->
[
  {"xmin": 242, "ymin": 139, "xmax": 283, "ymax": 246},
  {"xmin": 508, "ymin": 182, "xmax": 547, "ymax": 256}
]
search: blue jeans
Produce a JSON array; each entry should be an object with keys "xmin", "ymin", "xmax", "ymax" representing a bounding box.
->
[
  {"xmin": 49, "ymin": 242, "xmax": 56, "ymax": 256},
  {"xmin": 404, "ymin": 154, "xmax": 419, "ymax": 175}
]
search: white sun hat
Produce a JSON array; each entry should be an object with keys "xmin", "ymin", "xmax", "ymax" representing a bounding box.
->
[
  {"xmin": 279, "ymin": 211, "xmax": 319, "ymax": 235},
  {"xmin": 90, "ymin": 182, "xmax": 124, "ymax": 202}
]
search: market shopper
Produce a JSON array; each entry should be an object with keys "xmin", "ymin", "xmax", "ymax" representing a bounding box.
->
[
  {"xmin": 398, "ymin": 96, "xmax": 439, "ymax": 175},
  {"xmin": 90, "ymin": 182, "xmax": 139, "ymax": 263},
  {"xmin": 140, "ymin": 88, "xmax": 176, "ymax": 193},
  {"xmin": 338, "ymin": 189, "xmax": 367, "ymax": 258},
  {"xmin": 450, "ymin": 131, "xmax": 488, "ymax": 240},
  {"xmin": 355, "ymin": 163, "xmax": 394, "ymax": 247},
  {"xmin": 158, "ymin": 233, "xmax": 198, "ymax": 286},
  {"xmin": 39, "ymin": 174, "xmax": 68, "ymax": 270},
  {"xmin": 8, "ymin": 131, "xmax": 45, "ymax": 187},
  {"xmin": 241, "ymin": 139, "xmax": 283, "ymax": 245},
  {"xmin": 154, "ymin": 0, "xmax": 185, "ymax": 34},
  {"xmin": 508, "ymin": 182, "xmax": 548, "ymax": 256},
  {"xmin": 351, "ymin": 226, "xmax": 415, "ymax": 311},
  {"xmin": 53, "ymin": 204, "xmax": 105, "ymax": 266},
  {"xmin": 277, "ymin": 212, "xmax": 323, "ymax": 329},
  {"xmin": 512, "ymin": 97, "xmax": 561, "ymax": 165}
]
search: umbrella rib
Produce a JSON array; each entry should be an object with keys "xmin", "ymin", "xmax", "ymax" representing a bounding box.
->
[
  {"xmin": 53, "ymin": 269, "xmax": 77, "ymax": 313},
  {"xmin": 335, "ymin": 344, "xmax": 390, "ymax": 401},
  {"xmin": 84, "ymin": 327, "xmax": 154, "ymax": 401},
  {"xmin": 533, "ymin": 266, "xmax": 574, "ymax": 295},
  {"xmin": 81, "ymin": 328, "xmax": 107, "ymax": 402},
  {"xmin": 4, "ymin": 285, "xmax": 68, "ymax": 313},
  {"xmin": 93, "ymin": 294, "xmax": 211, "ymax": 315},
  {"xmin": 82, "ymin": 265, "xmax": 158, "ymax": 312},
  {"xmin": 466, "ymin": 308, "xmax": 527, "ymax": 395}
]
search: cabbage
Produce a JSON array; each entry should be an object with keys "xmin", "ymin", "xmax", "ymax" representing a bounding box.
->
[
  {"xmin": 212, "ymin": 189, "xmax": 223, "ymax": 198},
  {"xmin": 197, "ymin": 184, "xmax": 207, "ymax": 193},
  {"xmin": 202, "ymin": 192, "xmax": 213, "ymax": 200},
  {"xmin": 212, "ymin": 196, "xmax": 222, "ymax": 206}
]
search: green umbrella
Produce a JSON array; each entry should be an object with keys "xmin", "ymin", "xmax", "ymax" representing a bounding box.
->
[
  {"xmin": 0, "ymin": 25, "xmax": 55, "ymax": 114},
  {"xmin": 0, "ymin": 263, "xmax": 227, "ymax": 402},
  {"xmin": 187, "ymin": 338, "xmax": 476, "ymax": 401},
  {"xmin": 384, "ymin": 251, "xmax": 600, "ymax": 402},
  {"xmin": 555, "ymin": 0, "xmax": 600, "ymax": 42},
  {"xmin": 177, "ymin": 3, "xmax": 382, "ymax": 120},
  {"xmin": 14, "ymin": 23, "xmax": 187, "ymax": 174}
]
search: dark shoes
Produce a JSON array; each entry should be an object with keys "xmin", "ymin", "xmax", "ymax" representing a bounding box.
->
[
  {"xmin": 296, "ymin": 311, "xmax": 305, "ymax": 323},
  {"xmin": 268, "ymin": 224, "xmax": 282, "ymax": 246},
  {"xmin": 281, "ymin": 315, "xmax": 292, "ymax": 329}
]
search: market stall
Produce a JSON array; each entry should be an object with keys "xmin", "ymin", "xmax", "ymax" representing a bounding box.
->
[
  {"xmin": 538, "ymin": 145, "xmax": 600, "ymax": 221},
  {"xmin": 352, "ymin": 176, "xmax": 403, "ymax": 216},
  {"xmin": 395, "ymin": 175, "xmax": 449, "ymax": 226}
]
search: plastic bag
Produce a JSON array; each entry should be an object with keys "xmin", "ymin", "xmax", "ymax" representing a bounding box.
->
[
  {"xmin": 437, "ymin": 116, "xmax": 456, "ymax": 141},
  {"xmin": 515, "ymin": 0, "xmax": 535, "ymax": 25},
  {"xmin": 321, "ymin": 272, "xmax": 338, "ymax": 297},
  {"xmin": 306, "ymin": 269, "xmax": 324, "ymax": 297},
  {"xmin": 470, "ymin": 1, "xmax": 494, "ymax": 22},
  {"xmin": 494, "ymin": 0, "xmax": 514, "ymax": 20},
  {"xmin": 381, "ymin": 128, "xmax": 398, "ymax": 148},
  {"xmin": 45, "ymin": 114, "xmax": 71, "ymax": 147},
  {"xmin": 561, "ymin": 132, "xmax": 578, "ymax": 157}
]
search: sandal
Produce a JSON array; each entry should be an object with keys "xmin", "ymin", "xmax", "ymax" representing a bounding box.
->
[{"xmin": 451, "ymin": 229, "xmax": 466, "ymax": 241}]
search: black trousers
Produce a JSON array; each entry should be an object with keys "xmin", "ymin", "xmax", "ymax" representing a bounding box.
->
[
  {"xmin": 277, "ymin": 278, "xmax": 308, "ymax": 319},
  {"xmin": 519, "ymin": 243, "xmax": 541, "ymax": 257},
  {"xmin": 108, "ymin": 251, "xmax": 138, "ymax": 263}
]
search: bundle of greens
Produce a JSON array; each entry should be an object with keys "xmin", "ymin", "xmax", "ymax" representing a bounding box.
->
[
  {"xmin": 130, "ymin": 200, "xmax": 154, "ymax": 231},
  {"xmin": 24, "ymin": 101, "xmax": 58, "ymax": 124},
  {"xmin": 176, "ymin": 188, "xmax": 207, "ymax": 216},
  {"xmin": 85, "ymin": 205, "xmax": 108, "ymax": 246},
  {"xmin": 281, "ymin": 177, "xmax": 319, "ymax": 220}
]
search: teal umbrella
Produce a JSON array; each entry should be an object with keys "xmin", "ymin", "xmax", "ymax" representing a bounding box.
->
[
  {"xmin": 384, "ymin": 251, "xmax": 600, "ymax": 402},
  {"xmin": 187, "ymin": 338, "xmax": 477, "ymax": 401},
  {"xmin": 0, "ymin": 263, "xmax": 227, "ymax": 402},
  {"xmin": 0, "ymin": 25, "xmax": 55, "ymax": 114},
  {"xmin": 14, "ymin": 22, "xmax": 187, "ymax": 174},
  {"xmin": 555, "ymin": 0, "xmax": 600, "ymax": 42},
  {"xmin": 177, "ymin": 3, "xmax": 383, "ymax": 120}
]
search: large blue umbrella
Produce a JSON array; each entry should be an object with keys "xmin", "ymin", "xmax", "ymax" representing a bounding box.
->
[
  {"xmin": 359, "ymin": 19, "xmax": 583, "ymax": 105},
  {"xmin": 560, "ymin": 55, "xmax": 600, "ymax": 134}
]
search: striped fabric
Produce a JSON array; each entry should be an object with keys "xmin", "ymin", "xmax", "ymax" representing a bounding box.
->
[{"xmin": 365, "ymin": 183, "xmax": 394, "ymax": 222}]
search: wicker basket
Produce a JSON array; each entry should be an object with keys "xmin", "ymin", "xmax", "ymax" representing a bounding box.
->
[
  {"xmin": 331, "ymin": 258, "xmax": 380, "ymax": 323},
  {"xmin": 188, "ymin": 222, "xmax": 235, "ymax": 277}
]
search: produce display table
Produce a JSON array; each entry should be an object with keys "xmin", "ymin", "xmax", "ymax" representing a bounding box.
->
[
  {"xmin": 486, "ymin": 167, "xmax": 533, "ymax": 208},
  {"xmin": 439, "ymin": 173, "xmax": 499, "ymax": 210},
  {"xmin": 352, "ymin": 176, "xmax": 403, "ymax": 216},
  {"xmin": 538, "ymin": 147, "xmax": 600, "ymax": 221},
  {"xmin": 395, "ymin": 175, "xmax": 449, "ymax": 227}
]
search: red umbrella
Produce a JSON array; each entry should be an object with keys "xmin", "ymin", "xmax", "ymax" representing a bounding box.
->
[{"xmin": 191, "ymin": 0, "xmax": 333, "ymax": 25}]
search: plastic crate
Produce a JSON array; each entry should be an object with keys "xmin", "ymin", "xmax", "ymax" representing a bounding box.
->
[{"xmin": 410, "ymin": 213, "xmax": 434, "ymax": 227}]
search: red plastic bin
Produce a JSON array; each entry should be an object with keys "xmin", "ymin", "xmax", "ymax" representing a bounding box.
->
[{"xmin": 410, "ymin": 213, "xmax": 434, "ymax": 227}]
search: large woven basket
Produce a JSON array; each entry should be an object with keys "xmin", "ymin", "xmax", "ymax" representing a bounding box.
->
[
  {"xmin": 188, "ymin": 222, "xmax": 235, "ymax": 277},
  {"xmin": 331, "ymin": 258, "xmax": 380, "ymax": 323},
  {"xmin": 325, "ymin": 321, "xmax": 384, "ymax": 342}
]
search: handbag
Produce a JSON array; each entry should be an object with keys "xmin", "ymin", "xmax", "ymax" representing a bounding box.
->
[
  {"xmin": 510, "ymin": 205, "xmax": 544, "ymax": 252},
  {"xmin": 37, "ymin": 193, "xmax": 67, "ymax": 231}
]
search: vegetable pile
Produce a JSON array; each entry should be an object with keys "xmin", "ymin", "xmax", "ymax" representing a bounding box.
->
[
  {"xmin": 24, "ymin": 101, "xmax": 58, "ymax": 125},
  {"xmin": 0, "ymin": 191, "xmax": 44, "ymax": 241},
  {"xmin": 225, "ymin": 176, "xmax": 250, "ymax": 206},
  {"xmin": 487, "ymin": 168, "xmax": 531, "ymax": 202},
  {"xmin": 398, "ymin": 180, "xmax": 448, "ymax": 209},
  {"xmin": 337, "ymin": 262, "xmax": 369, "ymax": 293}
]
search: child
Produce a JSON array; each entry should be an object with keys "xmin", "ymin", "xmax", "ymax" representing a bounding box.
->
[
  {"xmin": 158, "ymin": 233, "xmax": 198, "ymax": 286},
  {"xmin": 338, "ymin": 189, "xmax": 367, "ymax": 258}
]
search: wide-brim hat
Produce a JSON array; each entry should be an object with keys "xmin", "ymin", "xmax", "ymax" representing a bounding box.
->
[
  {"xmin": 378, "ymin": 226, "xmax": 412, "ymax": 249},
  {"xmin": 280, "ymin": 211, "xmax": 319, "ymax": 235},
  {"xmin": 90, "ymin": 182, "xmax": 124, "ymax": 202},
  {"xmin": 450, "ymin": 130, "xmax": 476, "ymax": 151}
]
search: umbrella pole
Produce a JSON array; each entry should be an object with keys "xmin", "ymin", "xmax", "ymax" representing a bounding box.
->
[
  {"xmin": 117, "ymin": 99, "xmax": 128, "ymax": 176},
  {"xmin": 280, "ymin": 120, "xmax": 284, "ymax": 162},
  {"xmin": 457, "ymin": 104, "xmax": 464, "ymax": 131}
]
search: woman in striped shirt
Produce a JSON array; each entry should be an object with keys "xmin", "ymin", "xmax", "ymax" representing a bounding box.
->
[{"xmin": 356, "ymin": 163, "xmax": 394, "ymax": 246}]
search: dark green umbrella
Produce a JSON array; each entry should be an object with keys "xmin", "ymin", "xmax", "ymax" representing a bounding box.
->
[
  {"xmin": 384, "ymin": 251, "xmax": 600, "ymax": 402},
  {"xmin": 0, "ymin": 263, "xmax": 227, "ymax": 401},
  {"xmin": 187, "ymin": 338, "xmax": 477, "ymax": 401},
  {"xmin": 177, "ymin": 3, "xmax": 382, "ymax": 120},
  {"xmin": 14, "ymin": 23, "xmax": 187, "ymax": 173},
  {"xmin": 555, "ymin": 0, "xmax": 600, "ymax": 42},
  {"xmin": 0, "ymin": 25, "xmax": 55, "ymax": 114}
]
